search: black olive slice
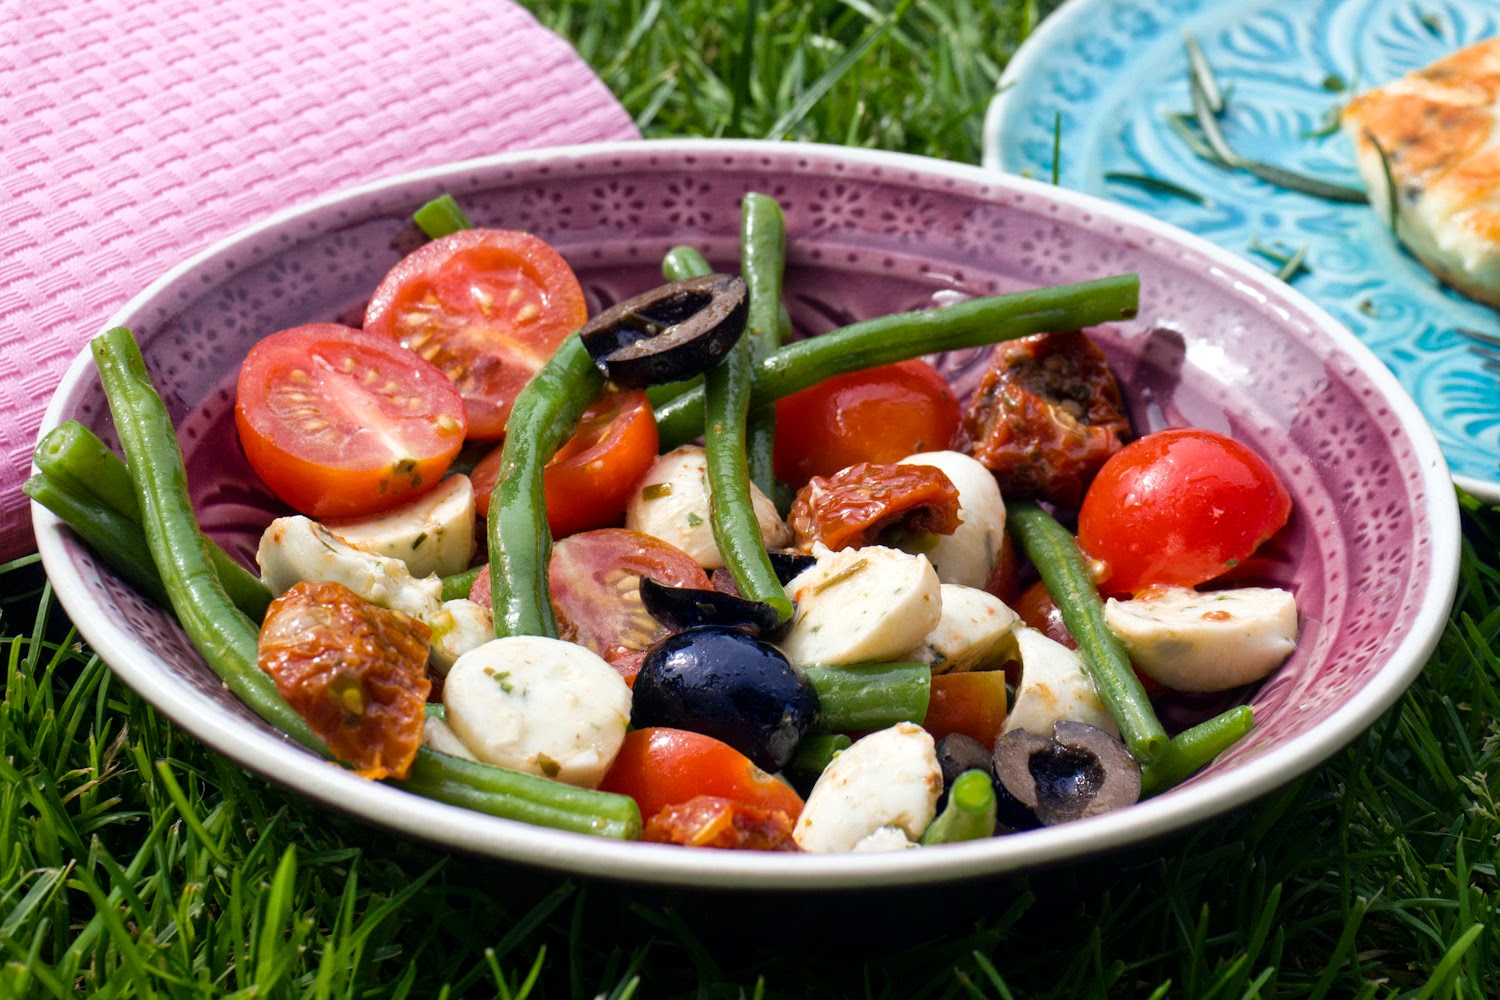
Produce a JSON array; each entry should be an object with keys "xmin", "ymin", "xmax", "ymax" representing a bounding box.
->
[
  {"xmin": 639, "ymin": 576, "xmax": 781, "ymax": 638},
  {"xmin": 767, "ymin": 550, "xmax": 817, "ymax": 585},
  {"xmin": 578, "ymin": 273, "xmax": 748, "ymax": 388},
  {"xmin": 992, "ymin": 721, "xmax": 1140, "ymax": 829}
]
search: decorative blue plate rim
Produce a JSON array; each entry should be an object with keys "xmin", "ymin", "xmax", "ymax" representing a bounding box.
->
[{"xmin": 985, "ymin": 0, "xmax": 1500, "ymax": 500}]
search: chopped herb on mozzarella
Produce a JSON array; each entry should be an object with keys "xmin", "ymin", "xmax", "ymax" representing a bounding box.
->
[
  {"xmin": 918, "ymin": 583, "xmax": 1021, "ymax": 673},
  {"xmin": 897, "ymin": 450, "xmax": 1006, "ymax": 588},
  {"xmin": 323, "ymin": 474, "xmax": 477, "ymax": 580},
  {"xmin": 792, "ymin": 722, "xmax": 942, "ymax": 853},
  {"xmin": 624, "ymin": 444, "xmax": 790, "ymax": 568},
  {"xmin": 1005, "ymin": 625, "xmax": 1117, "ymax": 738},
  {"xmin": 1104, "ymin": 585, "xmax": 1298, "ymax": 692},
  {"xmin": 780, "ymin": 544, "xmax": 942, "ymax": 666},
  {"xmin": 442, "ymin": 635, "xmax": 631, "ymax": 788}
]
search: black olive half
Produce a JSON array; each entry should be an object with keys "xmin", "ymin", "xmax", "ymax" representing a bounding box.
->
[
  {"xmin": 992, "ymin": 721, "xmax": 1140, "ymax": 830},
  {"xmin": 934, "ymin": 732, "xmax": 996, "ymax": 812},
  {"xmin": 632, "ymin": 624, "xmax": 819, "ymax": 773},
  {"xmin": 579, "ymin": 273, "xmax": 748, "ymax": 388},
  {"xmin": 639, "ymin": 575, "xmax": 781, "ymax": 638}
]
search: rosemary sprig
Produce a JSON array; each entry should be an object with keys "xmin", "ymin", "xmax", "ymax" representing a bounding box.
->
[
  {"xmin": 1366, "ymin": 131, "xmax": 1401, "ymax": 236},
  {"xmin": 1177, "ymin": 36, "xmax": 1368, "ymax": 204},
  {"xmin": 1248, "ymin": 236, "xmax": 1311, "ymax": 282},
  {"xmin": 1104, "ymin": 172, "xmax": 1210, "ymax": 205}
]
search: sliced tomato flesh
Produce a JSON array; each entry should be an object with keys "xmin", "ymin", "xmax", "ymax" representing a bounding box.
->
[
  {"xmin": 234, "ymin": 323, "xmax": 467, "ymax": 519},
  {"xmin": 363, "ymin": 229, "xmax": 588, "ymax": 439}
]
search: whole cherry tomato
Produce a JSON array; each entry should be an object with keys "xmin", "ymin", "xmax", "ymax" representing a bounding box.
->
[{"xmin": 1076, "ymin": 428, "xmax": 1292, "ymax": 595}]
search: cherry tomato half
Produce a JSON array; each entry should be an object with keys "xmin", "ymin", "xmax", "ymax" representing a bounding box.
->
[
  {"xmin": 772, "ymin": 360, "xmax": 960, "ymax": 486},
  {"xmin": 363, "ymin": 229, "xmax": 588, "ymax": 439},
  {"xmin": 234, "ymin": 323, "xmax": 467, "ymax": 519},
  {"xmin": 470, "ymin": 390, "xmax": 658, "ymax": 539},
  {"xmin": 1076, "ymin": 428, "xmax": 1292, "ymax": 596},
  {"xmin": 599, "ymin": 727, "xmax": 805, "ymax": 821},
  {"xmin": 468, "ymin": 529, "xmax": 710, "ymax": 681}
]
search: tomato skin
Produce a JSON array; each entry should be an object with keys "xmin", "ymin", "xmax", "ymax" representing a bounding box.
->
[
  {"xmin": 469, "ymin": 529, "xmax": 710, "ymax": 680},
  {"xmin": 787, "ymin": 461, "xmax": 962, "ymax": 553},
  {"xmin": 1076, "ymin": 428, "xmax": 1292, "ymax": 596},
  {"xmin": 363, "ymin": 229, "xmax": 588, "ymax": 439},
  {"xmin": 924, "ymin": 671, "xmax": 1009, "ymax": 750},
  {"xmin": 235, "ymin": 323, "xmax": 467, "ymax": 519},
  {"xmin": 598, "ymin": 727, "xmax": 805, "ymax": 821},
  {"xmin": 470, "ymin": 391, "xmax": 658, "ymax": 538},
  {"xmin": 1013, "ymin": 580, "xmax": 1075, "ymax": 649},
  {"xmin": 772, "ymin": 360, "xmax": 960, "ymax": 486},
  {"xmin": 257, "ymin": 580, "xmax": 431, "ymax": 780}
]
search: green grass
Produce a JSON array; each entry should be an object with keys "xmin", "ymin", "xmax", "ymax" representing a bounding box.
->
[{"xmin": 5, "ymin": 0, "xmax": 1498, "ymax": 994}]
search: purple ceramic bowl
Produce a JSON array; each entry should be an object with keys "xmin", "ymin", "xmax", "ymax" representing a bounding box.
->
[{"xmin": 34, "ymin": 140, "xmax": 1459, "ymax": 888}]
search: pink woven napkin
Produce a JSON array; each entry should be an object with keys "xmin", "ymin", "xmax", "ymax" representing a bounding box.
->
[{"xmin": 1, "ymin": 0, "xmax": 640, "ymax": 561}]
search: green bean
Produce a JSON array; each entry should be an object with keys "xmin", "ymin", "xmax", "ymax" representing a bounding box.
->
[
  {"xmin": 23, "ymin": 472, "xmax": 171, "ymax": 608},
  {"xmin": 786, "ymin": 733, "xmax": 851, "ymax": 777},
  {"xmin": 486, "ymin": 335, "xmax": 604, "ymax": 638},
  {"xmin": 1140, "ymin": 705, "xmax": 1255, "ymax": 797},
  {"xmin": 655, "ymin": 273, "xmax": 1140, "ymax": 449},
  {"xmin": 702, "ymin": 317, "xmax": 794, "ymax": 621},
  {"xmin": 440, "ymin": 565, "xmax": 483, "ymax": 603},
  {"xmin": 91, "ymin": 327, "xmax": 323, "ymax": 749},
  {"xmin": 402, "ymin": 748, "xmax": 641, "ymax": 839},
  {"xmin": 412, "ymin": 193, "xmax": 474, "ymax": 239},
  {"xmin": 33, "ymin": 421, "xmax": 273, "ymax": 621},
  {"xmin": 33, "ymin": 420, "xmax": 140, "ymax": 523},
  {"xmin": 1004, "ymin": 499, "xmax": 1168, "ymax": 765},
  {"xmin": 803, "ymin": 661, "xmax": 931, "ymax": 734},
  {"xmin": 739, "ymin": 193, "xmax": 787, "ymax": 500},
  {"xmin": 95, "ymin": 327, "xmax": 638, "ymax": 837},
  {"xmin": 661, "ymin": 244, "xmax": 713, "ymax": 282},
  {"xmin": 920, "ymin": 769, "xmax": 998, "ymax": 845}
]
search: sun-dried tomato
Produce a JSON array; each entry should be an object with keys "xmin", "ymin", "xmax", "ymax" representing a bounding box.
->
[
  {"xmin": 788, "ymin": 462, "xmax": 961, "ymax": 553},
  {"xmin": 642, "ymin": 795, "xmax": 799, "ymax": 851},
  {"xmin": 958, "ymin": 330, "xmax": 1131, "ymax": 509},
  {"xmin": 257, "ymin": 580, "xmax": 432, "ymax": 780}
]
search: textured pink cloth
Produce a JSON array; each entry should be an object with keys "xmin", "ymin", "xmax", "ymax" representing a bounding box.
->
[{"xmin": 1, "ymin": 0, "xmax": 639, "ymax": 561}]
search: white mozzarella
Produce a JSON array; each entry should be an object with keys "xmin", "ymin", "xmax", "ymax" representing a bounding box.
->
[
  {"xmin": 324, "ymin": 474, "xmax": 477, "ymax": 580},
  {"xmin": 1104, "ymin": 586, "xmax": 1299, "ymax": 693},
  {"xmin": 422, "ymin": 715, "xmax": 479, "ymax": 761},
  {"xmin": 1004, "ymin": 626, "xmax": 1117, "ymax": 738},
  {"xmin": 779, "ymin": 544, "xmax": 942, "ymax": 666},
  {"xmin": 257, "ymin": 515, "xmax": 442, "ymax": 622},
  {"xmin": 852, "ymin": 827, "xmax": 920, "ymax": 852},
  {"xmin": 426, "ymin": 598, "xmax": 496, "ymax": 674},
  {"xmin": 897, "ymin": 450, "xmax": 1006, "ymax": 588},
  {"xmin": 442, "ymin": 636, "xmax": 631, "ymax": 788},
  {"xmin": 792, "ymin": 722, "xmax": 942, "ymax": 853},
  {"xmin": 921, "ymin": 584, "xmax": 1021, "ymax": 674},
  {"xmin": 624, "ymin": 444, "xmax": 790, "ymax": 569}
]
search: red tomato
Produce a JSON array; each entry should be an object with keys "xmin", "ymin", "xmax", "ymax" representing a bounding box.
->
[
  {"xmin": 599, "ymin": 728, "xmax": 805, "ymax": 820},
  {"xmin": 1013, "ymin": 579, "xmax": 1075, "ymax": 649},
  {"xmin": 772, "ymin": 360, "xmax": 960, "ymax": 486},
  {"xmin": 363, "ymin": 229, "xmax": 588, "ymax": 439},
  {"xmin": 470, "ymin": 390, "xmax": 658, "ymax": 538},
  {"xmin": 1076, "ymin": 428, "xmax": 1292, "ymax": 596},
  {"xmin": 924, "ymin": 671, "xmax": 1009, "ymax": 750},
  {"xmin": 469, "ymin": 529, "xmax": 710, "ymax": 680},
  {"xmin": 235, "ymin": 323, "xmax": 467, "ymax": 519}
]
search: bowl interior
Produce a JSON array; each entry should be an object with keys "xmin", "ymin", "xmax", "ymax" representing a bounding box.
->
[{"xmin": 37, "ymin": 140, "xmax": 1458, "ymax": 888}]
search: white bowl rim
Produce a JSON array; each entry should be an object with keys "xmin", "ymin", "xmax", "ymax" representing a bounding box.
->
[{"xmin": 33, "ymin": 138, "xmax": 1461, "ymax": 889}]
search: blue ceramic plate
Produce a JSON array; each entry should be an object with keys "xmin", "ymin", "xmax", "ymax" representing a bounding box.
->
[{"xmin": 986, "ymin": 0, "xmax": 1500, "ymax": 499}]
